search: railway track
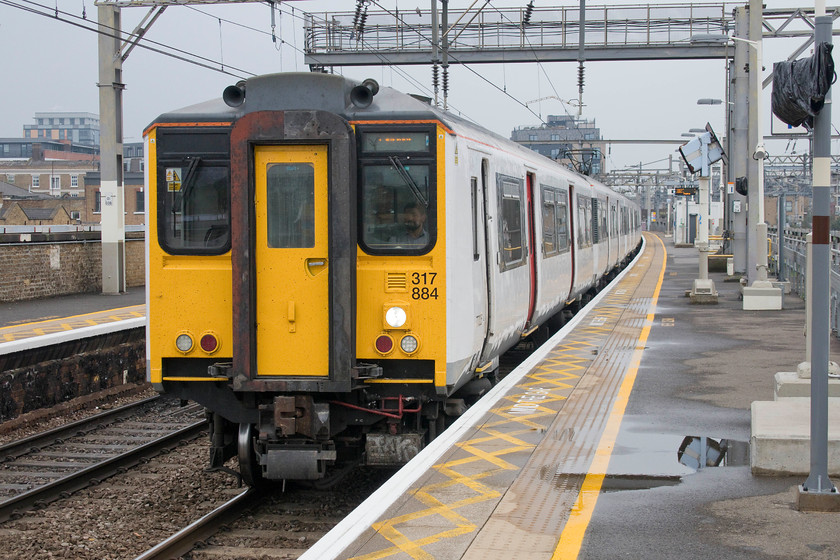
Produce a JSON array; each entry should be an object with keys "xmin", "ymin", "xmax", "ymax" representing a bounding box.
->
[
  {"xmin": 134, "ymin": 468, "xmax": 395, "ymax": 560},
  {"xmin": 0, "ymin": 395, "xmax": 206, "ymax": 522},
  {"xmin": 129, "ymin": 315, "xmax": 578, "ymax": 560}
]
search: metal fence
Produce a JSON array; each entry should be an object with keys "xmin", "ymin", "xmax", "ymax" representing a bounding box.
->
[{"xmin": 769, "ymin": 227, "xmax": 840, "ymax": 337}]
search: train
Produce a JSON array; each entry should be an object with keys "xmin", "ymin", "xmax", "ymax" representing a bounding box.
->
[{"xmin": 143, "ymin": 72, "xmax": 641, "ymax": 485}]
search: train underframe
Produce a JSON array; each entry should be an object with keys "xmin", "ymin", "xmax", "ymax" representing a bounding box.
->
[{"xmin": 201, "ymin": 382, "xmax": 460, "ymax": 486}]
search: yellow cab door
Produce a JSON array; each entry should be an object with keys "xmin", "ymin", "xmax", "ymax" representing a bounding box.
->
[{"xmin": 254, "ymin": 145, "xmax": 329, "ymax": 377}]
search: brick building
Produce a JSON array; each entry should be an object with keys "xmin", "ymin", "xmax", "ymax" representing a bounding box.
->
[
  {"xmin": 0, "ymin": 158, "xmax": 97, "ymax": 200},
  {"xmin": 83, "ymin": 171, "xmax": 146, "ymax": 226}
]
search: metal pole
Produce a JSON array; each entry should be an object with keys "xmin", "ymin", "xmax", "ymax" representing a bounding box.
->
[
  {"xmin": 698, "ymin": 176, "xmax": 710, "ymax": 280},
  {"xmin": 577, "ymin": 0, "xmax": 585, "ymax": 117},
  {"xmin": 801, "ymin": 10, "xmax": 835, "ymax": 498},
  {"xmin": 746, "ymin": 0, "xmax": 762, "ymax": 283},
  {"xmin": 778, "ymin": 194, "xmax": 786, "ymax": 282},
  {"xmin": 731, "ymin": 6, "xmax": 749, "ymax": 274},
  {"xmin": 98, "ymin": 4, "xmax": 126, "ymax": 294}
]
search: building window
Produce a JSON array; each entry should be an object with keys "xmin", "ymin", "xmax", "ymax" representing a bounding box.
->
[
  {"xmin": 71, "ymin": 175, "xmax": 78, "ymax": 188},
  {"xmin": 70, "ymin": 211, "xmax": 80, "ymax": 220},
  {"xmin": 135, "ymin": 190, "xmax": 145, "ymax": 213},
  {"xmin": 529, "ymin": 134, "xmax": 537, "ymax": 141},
  {"xmin": 5, "ymin": 174, "xmax": 13, "ymax": 183},
  {"xmin": 94, "ymin": 191, "xmax": 101, "ymax": 213},
  {"xmin": 50, "ymin": 176, "xmax": 61, "ymax": 193},
  {"xmin": 551, "ymin": 134, "xmax": 560, "ymax": 141},
  {"xmin": 32, "ymin": 175, "xmax": 40, "ymax": 188}
]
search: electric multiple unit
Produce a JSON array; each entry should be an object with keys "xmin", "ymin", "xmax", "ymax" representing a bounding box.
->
[{"xmin": 144, "ymin": 72, "xmax": 642, "ymax": 484}]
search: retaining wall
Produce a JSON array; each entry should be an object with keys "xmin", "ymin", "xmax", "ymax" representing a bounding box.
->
[{"xmin": 0, "ymin": 233, "xmax": 145, "ymax": 302}]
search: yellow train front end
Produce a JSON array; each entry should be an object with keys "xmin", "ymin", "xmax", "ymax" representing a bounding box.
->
[
  {"xmin": 145, "ymin": 123, "xmax": 234, "ymax": 390},
  {"xmin": 145, "ymin": 73, "xmax": 451, "ymax": 484}
]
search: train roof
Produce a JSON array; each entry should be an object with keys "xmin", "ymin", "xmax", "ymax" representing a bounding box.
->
[{"xmin": 146, "ymin": 72, "xmax": 611, "ymax": 192}]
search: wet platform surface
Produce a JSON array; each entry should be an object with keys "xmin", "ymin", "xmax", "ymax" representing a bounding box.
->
[
  {"xmin": 0, "ymin": 287, "xmax": 145, "ymax": 343},
  {"xmin": 307, "ymin": 232, "xmax": 840, "ymax": 560}
]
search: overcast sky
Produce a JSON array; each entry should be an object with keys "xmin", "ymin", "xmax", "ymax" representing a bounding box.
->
[{"xmin": 0, "ymin": 0, "xmax": 832, "ymax": 172}]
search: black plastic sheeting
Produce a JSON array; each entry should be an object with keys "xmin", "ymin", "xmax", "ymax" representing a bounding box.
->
[{"xmin": 772, "ymin": 42, "xmax": 835, "ymax": 129}]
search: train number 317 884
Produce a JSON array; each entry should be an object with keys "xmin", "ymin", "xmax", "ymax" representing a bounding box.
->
[{"xmin": 411, "ymin": 272, "xmax": 438, "ymax": 300}]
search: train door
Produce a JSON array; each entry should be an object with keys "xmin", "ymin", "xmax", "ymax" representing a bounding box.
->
[
  {"xmin": 253, "ymin": 145, "xmax": 329, "ymax": 377},
  {"xmin": 472, "ymin": 157, "xmax": 490, "ymax": 348},
  {"xmin": 525, "ymin": 172, "xmax": 538, "ymax": 327},
  {"xmin": 568, "ymin": 184, "xmax": 577, "ymax": 295}
]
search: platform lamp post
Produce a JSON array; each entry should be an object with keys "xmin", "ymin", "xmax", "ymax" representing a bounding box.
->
[
  {"xmin": 680, "ymin": 124, "xmax": 724, "ymax": 304},
  {"xmin": 728, "ymin": 32, "xmax": 783, "ymax": 309}
]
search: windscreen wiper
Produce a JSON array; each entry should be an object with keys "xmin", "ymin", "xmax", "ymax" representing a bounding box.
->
[
  {"xmin": 388, "ymin": 155, "xmax": 428, "ymax": 208},
  {"xmin": 180, "ymin": 157, "xmax": 202, "ymax": 201}
]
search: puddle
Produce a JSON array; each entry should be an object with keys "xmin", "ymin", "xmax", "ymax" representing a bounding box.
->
[
  {"xmin": 677, "ymin": 436, "xmax": 750, "ymax": 469},
  {"xmin": 597, "ymin": 431, "xmax": 750, "ymax": 492},
  {"xmin": 545, "ymin": 429, "xmax": 751, "ymax": 494},
  {"xmin": 601, "ymin": 474, "xmax": 682, "ymax": 492}
]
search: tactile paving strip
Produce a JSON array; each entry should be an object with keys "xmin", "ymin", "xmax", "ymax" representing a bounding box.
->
[
  {"xmin": 343, "ymin": 234, "xmax": 666, "ymax": 560},
  {"xmin": 0, "ymin": 305, "xmax": 145, "ymax": 342}
]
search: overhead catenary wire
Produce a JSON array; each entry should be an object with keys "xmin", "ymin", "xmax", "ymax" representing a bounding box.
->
[
  {"xmin": 0, "ymin": 0, "xmax": 254, "ymax": 78},
  {"xmin": 369, "ymin": 0, "xmax": 545, "ymax": 125}
]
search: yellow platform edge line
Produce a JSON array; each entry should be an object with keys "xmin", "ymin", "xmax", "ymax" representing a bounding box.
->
[
  {"xmin": 551, "ymin": 233, "xmax": 667, "ymax": 560},
  {"xmin": 0, "ymin": 304, "xmax": 146, "ymax": 332}
]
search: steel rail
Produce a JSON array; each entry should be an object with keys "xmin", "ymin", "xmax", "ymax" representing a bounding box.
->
[
  {"xmin": 0, "ymin": 419, "xmax": 207, "ymax": 523},
  {"xmin": 133, "ymin": 488, "xmax": 260, "ymax": 560},
  {"xmin": 0, "ymin": 395, "xmax": 161, "ymax": 462}
]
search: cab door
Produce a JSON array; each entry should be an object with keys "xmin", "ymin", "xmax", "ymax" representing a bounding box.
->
[{"xmin": 254, "ymin": 144, "xmax": 329, "ymax": 377}]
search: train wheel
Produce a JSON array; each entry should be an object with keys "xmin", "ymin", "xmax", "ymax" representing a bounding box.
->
[{"xmin": 238, "ymin": 423, "xmax": 264, "ymax": 487}]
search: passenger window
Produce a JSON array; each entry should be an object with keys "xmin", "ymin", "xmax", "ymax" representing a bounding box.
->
[
  {"xmin": 577, "ymin": 195, "xmax": 591, "ymax": 248},
  {"xmin": 541, "ymin": 186, "xmax": 557, "ymax": 257},
  {"xmin": 266, "ymin": 163, "xmax": 315, "ymax": 248},
  {"xmin": 556, "ymin": 190, "xmax": 569, "ymax": 252},
  {"xmin": 498, "ymin": 174, "xmax": 526, "ymax": 271},
  {"xmin": 159, "ymin": 160, "xmax": 230, "ymax": 253}
]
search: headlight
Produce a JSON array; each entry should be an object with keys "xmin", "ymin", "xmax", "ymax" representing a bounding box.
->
[
  {"xmin": 175, "ymin": 333, "xmax": 193, "ymax": 353},
  {"xmin": 385, "ymin": 306, "xmax": 407, "ymax": 328},
  {"xmin": 400, "ymin": 334, "xmax": 419, "ymax": 354}
]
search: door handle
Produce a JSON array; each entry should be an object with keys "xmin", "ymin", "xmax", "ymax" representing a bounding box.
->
[{"xmin": 306, "ymin": 258, "xmax": 328, "ymax": 276}]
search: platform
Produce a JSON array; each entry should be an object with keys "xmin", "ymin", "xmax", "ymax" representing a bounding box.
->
[
  {"xmin": 304, "ymin": 233, "xmax": 840, "ymax": 560},
  {"xmin": 0, "ymin": 287, "xmax": 145, "ymax": 348}
]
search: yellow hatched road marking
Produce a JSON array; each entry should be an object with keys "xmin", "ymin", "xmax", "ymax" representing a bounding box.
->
[
  {"xmin": 552, "ymin": 233, "xmax": 667, "ymax": 560},
  {"xmin": 345, "ymin": 242, "xmax": 653, "ymax": 560},
  {"xmin": 348, "ymin": 341, "xmax": 614, "ymax": 559}
]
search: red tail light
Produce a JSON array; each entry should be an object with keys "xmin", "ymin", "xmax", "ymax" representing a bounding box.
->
[
  {"xmin": 375, "ymin": 335, "xmax": 394, "ymax": 354},
  {"xmin": 200, "ymin": 333, "xmax": 219, "ymax": 353}
]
